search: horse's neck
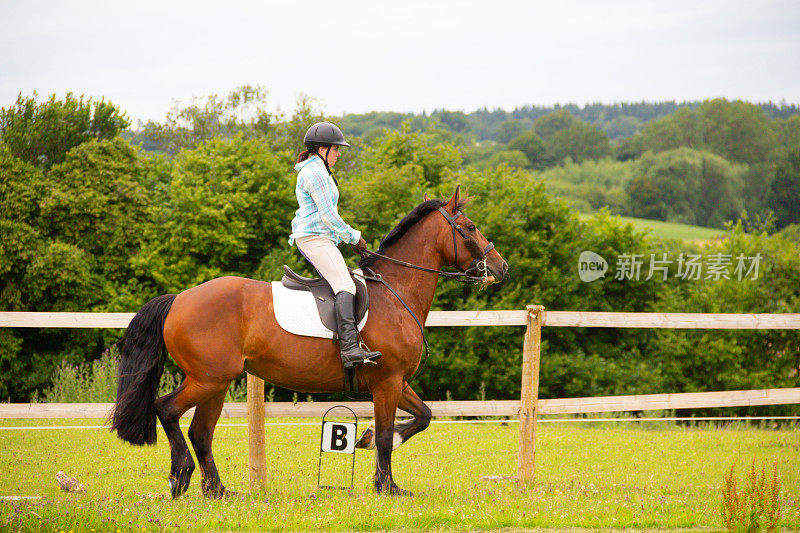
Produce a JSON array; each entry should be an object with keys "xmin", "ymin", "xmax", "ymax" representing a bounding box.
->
[{"xmin": 369, "ymin": 228, "xmax": 444, "ymax": 324}]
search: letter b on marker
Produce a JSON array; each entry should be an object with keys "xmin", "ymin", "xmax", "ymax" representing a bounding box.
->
[{"xmin": 321, "ymin": 422, "xmax": 356, "ymax": 454}]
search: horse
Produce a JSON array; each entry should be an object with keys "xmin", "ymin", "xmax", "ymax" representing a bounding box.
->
[{"xmin": 111, "ymin": 186, "xmax": 508, "ymax": 497}]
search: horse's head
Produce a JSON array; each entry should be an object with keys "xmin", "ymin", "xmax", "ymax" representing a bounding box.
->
[{"xmin": 428, "ymin": 186, "xmax": 508, "ymax": 285}]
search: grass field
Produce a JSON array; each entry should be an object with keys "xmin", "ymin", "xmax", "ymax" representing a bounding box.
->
[
  {"xmin": 579, "ymin": 213, "xmax": 725, "ymax": 242},
  {"xmin": 1, "ymin": 418, "xmax": 798, "ymax": 531}
]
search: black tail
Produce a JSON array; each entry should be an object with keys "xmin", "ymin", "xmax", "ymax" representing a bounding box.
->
[{"xmin": 111, "ymin": 293, "xmax": 176, "ymax": 446}]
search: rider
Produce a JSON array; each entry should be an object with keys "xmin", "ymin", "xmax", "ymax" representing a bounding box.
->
[{"xmin": 289, "ymin": 121, "xmax": 382, "ymax": 368}]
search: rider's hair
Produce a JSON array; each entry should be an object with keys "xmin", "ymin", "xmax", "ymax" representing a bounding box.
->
[
  {"xmin": 296, "ymin": 148, "xmax": 313, "ymax": 163},
  {"xmin": 296, "ymin": 146, "xmax": 330, "ymax": 164}
]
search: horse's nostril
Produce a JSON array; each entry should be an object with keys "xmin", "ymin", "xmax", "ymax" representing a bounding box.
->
[{"xmin": 502, "ymin": 262, "xmax": 509, "ymax": 277}]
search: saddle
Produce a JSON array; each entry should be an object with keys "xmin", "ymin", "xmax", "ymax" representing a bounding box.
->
[{"xmin": 280, "ymin": 266, "xmax": 369, "ymax": 336}]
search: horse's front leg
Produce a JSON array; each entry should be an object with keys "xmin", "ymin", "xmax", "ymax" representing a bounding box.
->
[
  {"xmin": 370, "ymin": 377, "xmax": 409, "ymax": 495},
  {"xmin": 395, "ymin": 383, "xmax": 431, "ymax": 444},
  {"xmin": 357, "ymin": 383, "xmax": 431, "ymax": 451}
]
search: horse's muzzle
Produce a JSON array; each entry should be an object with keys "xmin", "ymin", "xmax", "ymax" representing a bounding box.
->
[{"xmin": 486, "ymin": 260, "xmax": 508, "ymax": 283}]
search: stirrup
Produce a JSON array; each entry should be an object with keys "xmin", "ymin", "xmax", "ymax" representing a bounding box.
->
[
  {"xmin": 342, "ymin": 340, "xmax": 381, "ymax": 368},
  {"xmin": 342, "ymin": 354, "xmax": 379, "ymax": 369}
]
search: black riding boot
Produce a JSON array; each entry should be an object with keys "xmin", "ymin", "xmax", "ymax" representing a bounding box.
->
[{"xmin": 335, "ymin": 291, "xmax": 381, "ymax": 368}]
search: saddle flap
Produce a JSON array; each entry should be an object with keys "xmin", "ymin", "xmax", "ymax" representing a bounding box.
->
[{"xmin": 280, "ymin": 265, "xmax": 369, "ymax": 333}]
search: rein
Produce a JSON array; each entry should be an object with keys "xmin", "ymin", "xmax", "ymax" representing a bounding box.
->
[
  {"xmin": 359, "ymin": 267, "xmax": 429, "ymax": 393},
  {"xmin": 357, "ymin": 207, "xmax": 496, "ymax": 390}
]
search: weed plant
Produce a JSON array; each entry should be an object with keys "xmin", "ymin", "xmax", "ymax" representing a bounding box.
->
[{"xmin": 722, "ymin": 457, "xmax": 782, "ymax": 532}]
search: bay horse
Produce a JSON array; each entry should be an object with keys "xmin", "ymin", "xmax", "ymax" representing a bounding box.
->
[{"xmin": 112, "ymin": 186, "xmax": 508, "ymax": 497}]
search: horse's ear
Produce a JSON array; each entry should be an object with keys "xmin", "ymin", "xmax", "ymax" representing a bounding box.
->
[
  {"xmin": 446, "ymin": 185, "xmax": 461, "ymax": 212},
  {"xmin": 424, "ymin": 193, "xmax": 431, "ymax": 201}
]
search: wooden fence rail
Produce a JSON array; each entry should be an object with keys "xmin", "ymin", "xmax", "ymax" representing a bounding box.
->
[
  {"xmin": 4, "ymin": 311, "xmax": 800, "ymax": 329},
  {"xmin": 3, "ymin": 388, "xmax": 797, "ymax": 420}
]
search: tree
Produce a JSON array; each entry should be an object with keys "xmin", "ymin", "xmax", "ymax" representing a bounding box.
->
[
  {"xmin": 507, "ymin": 131, "xmax": 547, "ymax": 168},
  {"xmin": 495, "ymin": 120, "xmax": 527, "ymax": 144},
  {"xmin": 485, "ymin": 150, "xmax": 529, "ymax": 170},
  {"xmin": 357, "ymin": 122, "xmax": 462, "ymax": 186},
  {"xmin": 699, "ymin": 99, "xmax": 777, "ymax": 166},
  {"xmin": 0, "ymin": 137, "xmax": 150, "ymax": 401},
  {"xmin": 767, "ymin": 148, "xmax": 800, "ymax": 229},
  {"xmin": 622, "ymin": 99, "xmax": 777, "ymax": 167},
  {"xmin": 626, "ymin": 148, "xmax": 745, "ymax": 227},
  {"xmin": 141, "ymin": 85, "xmax": 277, "ymax": 154},
  {"xmin": 772, "ymin": 115, "xmax": 800, "ymax": 153},
  {"xmin": 546, "ymin": 122, "xmax": 612, "ymax": 163},
  {"xmin": 339, "ymin": 125, "xmax": 463, "ymax": 242},
  {"xmin": 534, "ymin": 110, "xmax": 612, "ymax": 164},
  {"xmin": 0, "ymin": 92, "xmax": 129, "ymax": 168},
  {"xmin": 433, "ymin": 110, "xmax": 470, "ymax": 133},
  {"xmin": 134, "ymin": 135, "xmax": 296, "ymax": 292},
  {"xmin": 651, "ymin": 224, "xmax": 800, "ymax": 397},
  {"xmin": 40, "ymin": 138, "xmax": 151, "ymax": 288},
  {"xmin": 533, "ymin": 109, "xmax": 577, "ymax": 140},
  {"xmin": 603, "ymin": 115, "xmax": 641, "ymax": 139}
]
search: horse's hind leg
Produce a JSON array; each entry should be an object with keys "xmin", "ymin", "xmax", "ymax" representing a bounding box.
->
[
  {"xmin": 154, "ymin": 382, "xmax": 196, "ymax": 498},
  {"xmin": 155, "ymin": 377, "xmax": 226, "ymax": 498},
  {"xmin": 188, "ymin": 390, "xmax": 228, "ymax": 498}
]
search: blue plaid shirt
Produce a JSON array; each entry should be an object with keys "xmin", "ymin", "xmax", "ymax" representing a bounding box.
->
[{"xmin": 288, "ymin": 156, "xmax": 361, "ymax": 246}]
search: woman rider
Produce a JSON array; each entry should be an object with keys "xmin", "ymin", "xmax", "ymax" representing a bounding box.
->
[{"xmin": 289, "ymin": 121, "xmax": 382, "ymax": 368}]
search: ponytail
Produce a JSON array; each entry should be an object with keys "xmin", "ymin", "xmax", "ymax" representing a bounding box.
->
[{"xmin": 296, "ymin": 148, "xmax": 313, "ymax": 163}]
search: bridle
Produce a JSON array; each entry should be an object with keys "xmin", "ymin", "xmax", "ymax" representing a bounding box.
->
[
  {"xmin": 435, "ymin": 206, "xmax": 495, "ymax": 281},
  {"xmin": 360, "ymin": 207, "xmax": 496, "ymax": 284}
]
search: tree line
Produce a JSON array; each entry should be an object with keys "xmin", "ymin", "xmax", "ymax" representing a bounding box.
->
[{"xmin": 1, "ymin": 90, "xmax": 798, "ymax": 409}]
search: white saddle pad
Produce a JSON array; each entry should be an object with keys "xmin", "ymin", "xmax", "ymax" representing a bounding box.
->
[{"xmin": 272, "ymin": 277, "xmax": 369, "ymax": 339}]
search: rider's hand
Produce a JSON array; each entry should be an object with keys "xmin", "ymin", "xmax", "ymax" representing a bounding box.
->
[{"xmin": 354, "ymin": 237, "xmax": 368, "ymax": 254}]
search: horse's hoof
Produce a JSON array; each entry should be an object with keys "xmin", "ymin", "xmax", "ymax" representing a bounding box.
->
[
  {"xmin": 355, "ymin": 425, "xmax": 375, "ymax": 449},
  {"xmin": 168, "ymin": 476, "xmax": 180, "ymax": 499},
  {"xmin": 169, "ymin": 474, "xmax": 191, "ymax": 499}
]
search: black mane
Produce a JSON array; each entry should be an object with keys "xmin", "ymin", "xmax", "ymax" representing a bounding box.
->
[{"xmin": 358, "ymin": 198, "xmax": 466, "ymax": 269}]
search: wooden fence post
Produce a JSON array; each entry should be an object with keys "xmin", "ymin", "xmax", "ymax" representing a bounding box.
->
[
  {"xmin": 247, "ymin": 373, "xmax": 267, "ymax": 490},
  {"xmin": 518, "ymin": 304, "xmax": 544, "ymax": 483}
]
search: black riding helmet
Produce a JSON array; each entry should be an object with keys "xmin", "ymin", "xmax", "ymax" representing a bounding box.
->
[
  {"xmin": 304, "ymin": 121, "xmax": 350, "ymax": 148},
  {"xmin": 304, "ymin": 121, "xmax": 349, "ymax": 180}
]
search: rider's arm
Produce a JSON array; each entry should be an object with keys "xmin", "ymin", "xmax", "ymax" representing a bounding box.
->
[{"xmin": 303, "ymin": 165, "xmax": 361, "ymax": 245}]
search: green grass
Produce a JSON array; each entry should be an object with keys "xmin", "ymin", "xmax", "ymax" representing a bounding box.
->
[
  {"xmin": 1, "ymin": 419, "xmax": 798, "ymax": 531},
  {"xmin": 580, "ymin": 213, "xmax": 724, "ymax": 242}
]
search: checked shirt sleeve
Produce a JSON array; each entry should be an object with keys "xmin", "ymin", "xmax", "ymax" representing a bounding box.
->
[{"xmin": 303, "ymin": 167, "xmax": 361, "ymax": 245}]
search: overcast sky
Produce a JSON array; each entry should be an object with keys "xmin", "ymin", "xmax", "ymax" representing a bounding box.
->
[{"xmin": 1, "ymin": 0, "xmax": 799, "ymax": 126}]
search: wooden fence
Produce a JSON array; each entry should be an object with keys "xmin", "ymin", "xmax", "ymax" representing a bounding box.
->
[{"xmin": 2, "ymin": 310, "xmax": 800, "ymax": 487}]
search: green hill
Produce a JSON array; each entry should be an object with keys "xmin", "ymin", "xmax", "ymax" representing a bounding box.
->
[{"xmin": 580, "ymin": 214, "xmax": 724, "ymax": 242}]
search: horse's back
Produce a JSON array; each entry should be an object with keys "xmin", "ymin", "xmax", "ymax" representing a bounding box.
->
[
  {"xmin": 164, "ymin": 276, "xmax": 272, "ymax": 379},
  {"xmin": 162, "ymin": 275, "xmax": 346, "ymax": 392}
]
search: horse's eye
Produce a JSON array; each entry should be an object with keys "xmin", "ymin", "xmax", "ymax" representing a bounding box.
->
[{"xmin": 468, "ymin": 225, "xmax": 476, "ymax": 232}]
